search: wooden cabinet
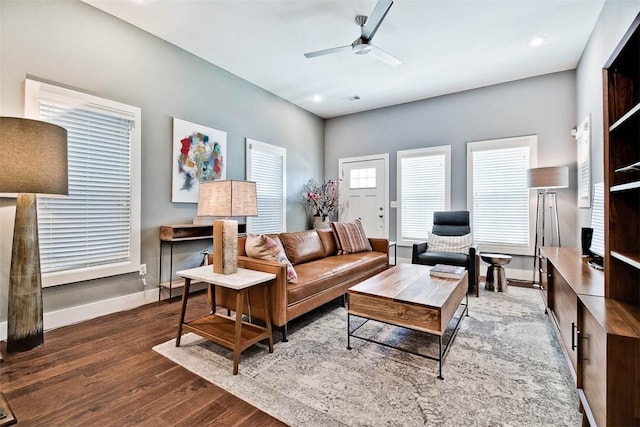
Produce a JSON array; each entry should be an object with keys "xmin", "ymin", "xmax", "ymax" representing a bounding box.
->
[
  {"xmin": 550, "ymin": 269, "xmax": 579, "ymax": 375},
  {"xmin": 541, "ymin": 15, "xmax": 640, "ymax": 426},
  {"xmin": 593, "ymin": 11, "xmax": 640, "ymax": 427},
  {"xmin": 541, "ymin": 247, "xmax": 604, "ymax": 384},
  {"xmin": 578, "ymin": 296, "xmax": 640, "ymax": 427},
  {"xmin": 538, "ymin": 251, "xmax": 549, "ymax": 310}
]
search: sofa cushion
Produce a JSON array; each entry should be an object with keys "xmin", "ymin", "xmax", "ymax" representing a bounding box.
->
[
  {"xmin": 245, "ymin": 234, "xmax": 298, "ymax": 283},
  {"xmin": 331, "ymin": 219, "xmax": 372, "ymax": 254},
  {"xmin": 317, "ymin": 228, "xmax": 338, "ymax": 257},
  {"xmin": 415, "ymin": 251, "xmax": 469, "ymax": 268},
  {"xmin": 427, "ymin": 233, "xmax": 472, "ymax": 254},
  {"xmin": 278, "ymin": 230, "xmax": 325, "ymax": 266},
  {"xmin": 287, "ymin": 252, "xmax": 387, "ymax": 304}
]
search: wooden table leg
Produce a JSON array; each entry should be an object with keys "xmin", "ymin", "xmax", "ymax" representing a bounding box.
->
[
  {"xmin": 232, "ymin": 289, "xmax": 245, "ymax": 375},
  {"xmin": 263, "ymin": 282, "xmax": 274, "ymax": 353},
  {"xmin": 175, "ymin": 278, "xmax": 192, "ymax": 347}
]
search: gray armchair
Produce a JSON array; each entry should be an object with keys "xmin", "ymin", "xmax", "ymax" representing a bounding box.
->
[{"xmin": 411, "ymin": 210, "xmax": 479, "ymax": 296}]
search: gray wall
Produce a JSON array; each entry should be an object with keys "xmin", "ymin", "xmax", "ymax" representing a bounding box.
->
[
  {"xmin": 325, "ymin": 71, "xmax": 578, "ymax": 271},
  {"xmin": 0, "ymin": 0, "xmax": 324, "ymax": 321},
  {"xmin": 575, "ymin": 0, "xmax": 640, "ymax": 226}
]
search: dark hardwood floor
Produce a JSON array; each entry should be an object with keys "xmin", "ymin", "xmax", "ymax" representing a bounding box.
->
[{"xmin": 0, "ymin": 291, "xmax": 286, "ymax": 426}]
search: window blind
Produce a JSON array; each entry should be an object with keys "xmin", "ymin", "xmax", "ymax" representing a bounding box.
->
[
  {"xmin": 471, "ymin": 145, "xmax": 530, "ymax": 248},
  {"xmin": 37, "ymin": 100, "xmax": 134, "ymax": 274},
  {"xmin": 398, "ymin": 148, "xmax": 449, "ymax": 244},
  {"xmin": 246, "ymin": 139, "xmax": 286, "ymax": 234}
]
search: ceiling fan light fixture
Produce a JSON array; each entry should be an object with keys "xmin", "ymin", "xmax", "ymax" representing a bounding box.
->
[{"xmin": 352, "ymin": 39, "xmax": 372, "ymax": 55}]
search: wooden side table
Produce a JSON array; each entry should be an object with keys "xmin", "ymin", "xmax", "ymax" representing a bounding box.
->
[{"xmin": 176, "ymin": 266, "xmax": 276, "ymax": 375}]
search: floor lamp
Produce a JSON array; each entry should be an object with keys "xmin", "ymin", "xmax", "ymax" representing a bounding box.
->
[
  {"xmin": 0, "ymin": 117, "xmax": 68, "ymax": 357},
  {"xmin": 527, "ymin": 166, "xmax": 569, "ymax": 284}
]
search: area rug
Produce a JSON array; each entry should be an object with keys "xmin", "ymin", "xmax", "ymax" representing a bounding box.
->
[{"xmin": 153, "ymin": 287, "xmax": 581, "ymax": 426}]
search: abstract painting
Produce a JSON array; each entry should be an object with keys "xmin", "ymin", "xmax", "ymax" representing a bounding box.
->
[{"xmin": 172, "ymin": 118, "xmax": 227, "ymax": 203}]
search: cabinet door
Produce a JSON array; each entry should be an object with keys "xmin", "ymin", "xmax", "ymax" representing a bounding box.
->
[
  {"xmin": 551, "ymin": 269, "xmax": 578, "ymax": 375},
  {"xmin": 538, "ymin": 253, "xmax": 549, "ymax": 309},
  {"xmin": 579, "ymin": 306, "xmax": 606, "ymax": 427}
]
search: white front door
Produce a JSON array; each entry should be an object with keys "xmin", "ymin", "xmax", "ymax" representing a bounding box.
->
[{"xmin": 338, "ymin": 154, "xmax": 389, "ymax": 239}]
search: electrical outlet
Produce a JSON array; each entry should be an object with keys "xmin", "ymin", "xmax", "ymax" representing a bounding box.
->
[{"xmin": 139, "ymin": 264, "xmax": 147, "ymax": 276}]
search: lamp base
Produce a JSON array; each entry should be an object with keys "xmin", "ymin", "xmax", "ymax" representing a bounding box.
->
[
  {"xmin": 7, "ymin": 194, "xmax": 44, "ymax": 353},
  {"xmin": 213, "ymin": 219, "xmax": 238, "ymax": 275}
]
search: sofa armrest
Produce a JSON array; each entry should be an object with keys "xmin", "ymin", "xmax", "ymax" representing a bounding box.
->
[
  {"xmin": 368, "ymin": 238, "xmax": 389, "ymax": 254},
  {"xmin": 412, "ymin": 241, "xmax": 428, "ymax": 263},
  {"xmin": 236, "ymin": 255, "xmax": 288, "ymax": 327}
]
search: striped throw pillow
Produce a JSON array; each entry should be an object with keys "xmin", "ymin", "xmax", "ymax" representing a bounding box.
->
[
  {"xmin": 330, "ymin": 219, "xmax": 372, "ymax": 255},
  {"xmin": 427, "ymin": 233, "xmax": 472, "ymax": 254}
]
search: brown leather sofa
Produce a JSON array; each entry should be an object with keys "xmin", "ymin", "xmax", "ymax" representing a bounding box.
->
[{"xmin": 213, "ymin": 229, "xmax": 389, "ymax": 341}]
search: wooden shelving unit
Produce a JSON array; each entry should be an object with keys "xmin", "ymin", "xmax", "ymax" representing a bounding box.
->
[
  {"xmin": 541, "ymin": 15, "xmax": 640, "ymax": 427},
  {"xmin": 578, "ymin": 12, "xmax": 640, "ymax": 427}
]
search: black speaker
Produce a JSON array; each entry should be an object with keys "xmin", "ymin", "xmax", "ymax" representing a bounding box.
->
[{"xmin": 581, "ymin": 227, "xmax": 593, "ymax": 255}]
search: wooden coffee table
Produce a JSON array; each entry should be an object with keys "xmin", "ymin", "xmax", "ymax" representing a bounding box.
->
[{"xmin": 347, "ymin": 263, "xmax": 468, "ymax": 380}]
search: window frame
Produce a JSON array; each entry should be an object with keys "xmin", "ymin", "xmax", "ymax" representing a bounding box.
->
[
  {"xmin": 24, "ymin": 79, "xmax": 142, "ymax": 287},
  {"xmin": 466, "ymin": 135, "xmax": 538, "ymax": 256},
  {"xmin": 245, "ymin": 138, "xmax": 286, "ymax": 234},
  {"xmin": 397, "ymin": 145, "xmax": 451, "ymax": 247}
]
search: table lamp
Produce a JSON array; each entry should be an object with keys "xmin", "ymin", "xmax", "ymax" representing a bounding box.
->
[
  {"xmin": 197, "ymin": 180, "xmax": 257, "ymax": 274},
  {"xmin": 0, "ymin": 117, "xmax": 68, "ymax": 357},
  {"xmin": 527, "ymin": 166, "xmax": 568, "ymax": 283}
]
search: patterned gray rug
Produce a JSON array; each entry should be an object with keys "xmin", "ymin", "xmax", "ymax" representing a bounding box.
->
[{"xmin": 153, "ymin": 287, "xmax": 581, "ymax": 426}]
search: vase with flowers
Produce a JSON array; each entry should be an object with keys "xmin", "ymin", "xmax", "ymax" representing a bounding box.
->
[{"xmin": 302, "ymin": 178, "xmax": 341, "ymax": 229}]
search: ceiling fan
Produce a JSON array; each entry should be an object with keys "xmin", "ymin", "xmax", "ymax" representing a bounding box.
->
[{"xmin": 303, "ymin": 0, "xmax": 402, "ymax": 67}]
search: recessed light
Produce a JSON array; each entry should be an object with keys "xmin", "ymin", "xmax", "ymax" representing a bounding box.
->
[
  {"xmin": 528, "ymin": 37, "xmax": 545, "ymax": 48},
  {"xmin": 312, "ymin": 95, "xmax": 322, "ymax": 103}
]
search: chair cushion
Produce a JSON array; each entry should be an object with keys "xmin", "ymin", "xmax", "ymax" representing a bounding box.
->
[
  {"xmin": 432, "ymin": 210, "xmax": 471, "ymax": 236},
  {"xmin": 415, "ymin": 251, "xmax": 469, "ymax": 267},
  {"xmin": 427, "ymin": 233, "xmax": 472, "ymax": 254},
  {"xmin": 330, "ymin": 219, "xmax": 372, "ymax": 254}
]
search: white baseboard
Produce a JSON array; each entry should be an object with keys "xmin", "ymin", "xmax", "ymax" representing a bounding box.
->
[{"xmin": 0, "ymin": 287, "xmax": 159, "ymax": 341}]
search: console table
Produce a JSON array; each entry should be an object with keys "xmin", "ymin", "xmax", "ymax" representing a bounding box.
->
[
  {"xmin": 540, "ymin": 247, "xmax": 639, "ymax": 427},
  {"xmin": 158, "ymin": 223, "xmax": 246, "ymax": 301}
]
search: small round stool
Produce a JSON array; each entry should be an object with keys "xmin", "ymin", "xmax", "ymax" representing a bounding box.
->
[{"xmin": 480, "ymin": 253, "xmax": 512, "ymax": 292}]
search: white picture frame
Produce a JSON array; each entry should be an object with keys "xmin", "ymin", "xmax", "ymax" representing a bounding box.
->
[{"xmin": 171, "ymin": 118, "xmax": 227, "ymax": 203}]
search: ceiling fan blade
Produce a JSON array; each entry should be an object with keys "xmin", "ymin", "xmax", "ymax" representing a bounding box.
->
[
  {"xmin": 362, "ymin": 0, "xmax": 393, "ymax": 41},
  {"xmin": 304, "ymin": 45, "xmax": 351, "ymax": 58},
  {"xmin": 369, "ymin": 44, "xmax": 402, "ymax": 67}
]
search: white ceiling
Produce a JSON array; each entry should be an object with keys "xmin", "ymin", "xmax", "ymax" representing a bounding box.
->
[{"xmin": 82, "ymin": 0, "xmax": 605, "ymax": 119}]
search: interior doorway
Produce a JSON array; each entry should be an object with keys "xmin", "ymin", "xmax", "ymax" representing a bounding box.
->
[{"xmin": 338, "ymin": 154, "xmax": 389, "ymax": 239}]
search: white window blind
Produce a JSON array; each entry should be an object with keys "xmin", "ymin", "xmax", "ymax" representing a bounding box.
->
[
  {"xmin": 467, "ymin": 135, "xmax": 537, "ymax": 255},
  {"xmin": 397, "ymin": 146, "xmax": 451, "ymax": 245},
  {"xmin": 589, "ymin": 182, "xmax": 605, "ymax": 257},
  {"xmin": 246, "ymin": 139, "xmax": 286, "ymax": 234},
  {"xmin": 25, "ymin": 79, "xmax": 142, "ymax": 287}
]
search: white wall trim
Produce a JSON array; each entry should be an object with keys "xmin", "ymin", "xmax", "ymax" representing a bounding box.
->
[{"xmin": 1, "ymin": 288, "xmax": 158, "ymax": 341}]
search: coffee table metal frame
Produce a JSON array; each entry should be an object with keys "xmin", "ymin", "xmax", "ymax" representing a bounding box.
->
[{"xmin": 346, "ymin": 265, "xmax": 468, "ymax": 380}]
